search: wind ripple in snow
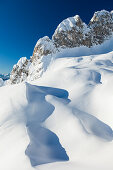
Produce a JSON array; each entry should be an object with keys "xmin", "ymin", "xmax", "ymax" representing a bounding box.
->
[{"xmin": 72, "ymin": 108, "xmax": 113, "ymax": 141}]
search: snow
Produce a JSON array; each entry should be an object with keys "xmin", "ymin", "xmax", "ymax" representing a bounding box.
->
[
  {"xmin": 54, "ymin": 15, "xmax": 90, "ymax": 34},
  {"xmin": 0, "ymin": 74, "xmax": 10, "ymax": 81},
  {"xmin": 16, "ymin": 57, "xmax": 28, "ymax": 68},
  {"xmin": 27, "ymin": 34, "xmax": 113, "ymax": 82},
  {"xmin": 34, "ymin": 36, "xmax": 56, "ymax": 55},
  {"xmin": 25, "ymin": 36, "xmax": 57, "ymax": 81},
  {"xmin": 1, "ymin": 34, "xmax": 113, "ymax": 170},
  {"xmin": 0, "ymin": 78, "xmax": 4, "ymax": 86}
]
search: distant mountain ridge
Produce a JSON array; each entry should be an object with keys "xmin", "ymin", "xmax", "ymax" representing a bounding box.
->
[
  {"xmin": 9, "ymin": 10, "xmax": 113, "ymax": 84},
  {"xmin": 0, "ymin": 73, "xmax": 10, "ymax": 81}
]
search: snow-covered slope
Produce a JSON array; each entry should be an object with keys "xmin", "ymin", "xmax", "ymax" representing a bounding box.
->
[{"xmin": 1, "ymin": 43, "xmax": 113, "ymax": 170}]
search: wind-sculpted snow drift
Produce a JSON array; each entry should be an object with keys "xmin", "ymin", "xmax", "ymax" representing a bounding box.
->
[
  {"xmin": 1, "ymin": 9, "xmax": 113, "ymax": 170},
  {"xmin": 25, "ymin": 83, "xmax": 69, "ymax": 166}
]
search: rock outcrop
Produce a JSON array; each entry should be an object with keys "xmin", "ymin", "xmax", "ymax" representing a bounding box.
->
[
  {"xmin": 52, "ymin": 15, "xmax": 92, "ymax": 47},
  {"xmin": 10, "ymin": 37, "xmax": 57, "ymax": 83},
  {"xmin": 28, "ymin": 36, "xmax": 57, "ymax": 81},
  {"xmin": 10, "ymin": 57, "xmax": 30, "ymax": 84},
  {"xmin": 89, "ymin": 10, "xmax": 113, "ymax": 45},
  {"xmin": 10, "ymin": 10, "xmax": 113, "ymax": 84},
  {"xmin": 32, "ymin": 36, "xmax": 56, "ymax": 61},
  {"xmin": 53, "ymin": 10, "xmax": 113, "ymax": 47}
]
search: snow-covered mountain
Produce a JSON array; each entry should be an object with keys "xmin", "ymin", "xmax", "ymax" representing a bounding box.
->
[
  {"xmin": 0, "ymin": 74, "xmax": 10, "ymax": 86},
  {"xmin": 0, "ymin": 73, "xmax": 10, "ymax": 81},
  {"xmin": 0, "ymin": 9, "xmax": 113, "ymax": 170},
  {"xmin": 9, "ymin": 10, "xmax": 113, "ymax": 84}
]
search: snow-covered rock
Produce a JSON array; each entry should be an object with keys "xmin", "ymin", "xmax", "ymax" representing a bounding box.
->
[
  {"xmin": 52, "ymin": 15, "xmax": 92, "ymax": 47},
  {"xmin": 111, "ymin": 10, "xmax": 113, "ymax": 16},
  {"xmin": 89, "ymin": 10, "xmax": 113, "ymax": 45},
  {"xmin": 32, "ymin": 36, "xmax": 56, "ymax": 60},
  {"xmin": 26, "ymin": 36, "xmax": 57, "ymax": 81},
  {"xmin": 53, "ymin": 10, "xmax": 113, "ymax": 48},
  {"xmin": 10, "ymin": 57, "xmax": 30, "ymax": 84},
  {"xmin": 9, "ymin": 37, "xmax": 57, "ymax": 84}
]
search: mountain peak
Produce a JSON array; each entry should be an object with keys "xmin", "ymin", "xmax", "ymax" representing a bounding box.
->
[
  {"xmin": 90, "ymin": 10, "xmax": 113, "ymax": 22},
  {"xmin": 9, "ymin": 10, "xmax": 113, "ymax": 84},
  {"xmin": 54, "ymin": 14, "xmax": 83, "ymax": 33}
]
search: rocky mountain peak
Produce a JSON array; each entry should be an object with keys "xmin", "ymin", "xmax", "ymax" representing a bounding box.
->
[
  {"xmin": 9, "ymin": 10, "xmax": 113, "ymax": 84},
  {"xmin": 90, "ymin": 10, "xmax": 113, "ymax": 23},
  {"xmin": 31, "ymin": 36, "xmax": 56, "ymax": 63},
  {"xmin": 52, "ymin": 14, "xmax": 91, "ymax": 48},
  {"xmin": 54, "ymin": 15, "xmax": 83, "ymax": 33},
  {"xmin": 89, "ymin": 10, "xmax": 113, "ymax": 44},
  {"xmin": 10, "ymin": 57, "xmax": 30, "ymax": 84}
]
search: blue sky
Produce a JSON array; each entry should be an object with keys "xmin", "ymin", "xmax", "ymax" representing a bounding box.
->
[{"xmin": 0, "ymin": 0, "xmax": 113, "ymax": 73}]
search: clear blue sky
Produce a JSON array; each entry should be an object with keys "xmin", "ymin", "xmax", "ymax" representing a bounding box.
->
[{"xmin": 0, "ymin": 0, "xmax": 113, "ymax": 73}]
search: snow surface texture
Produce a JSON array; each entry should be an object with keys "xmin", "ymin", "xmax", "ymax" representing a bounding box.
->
[{"xmin": 1, "ymin": 36, "xmax": 113, "ymax": 170}]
